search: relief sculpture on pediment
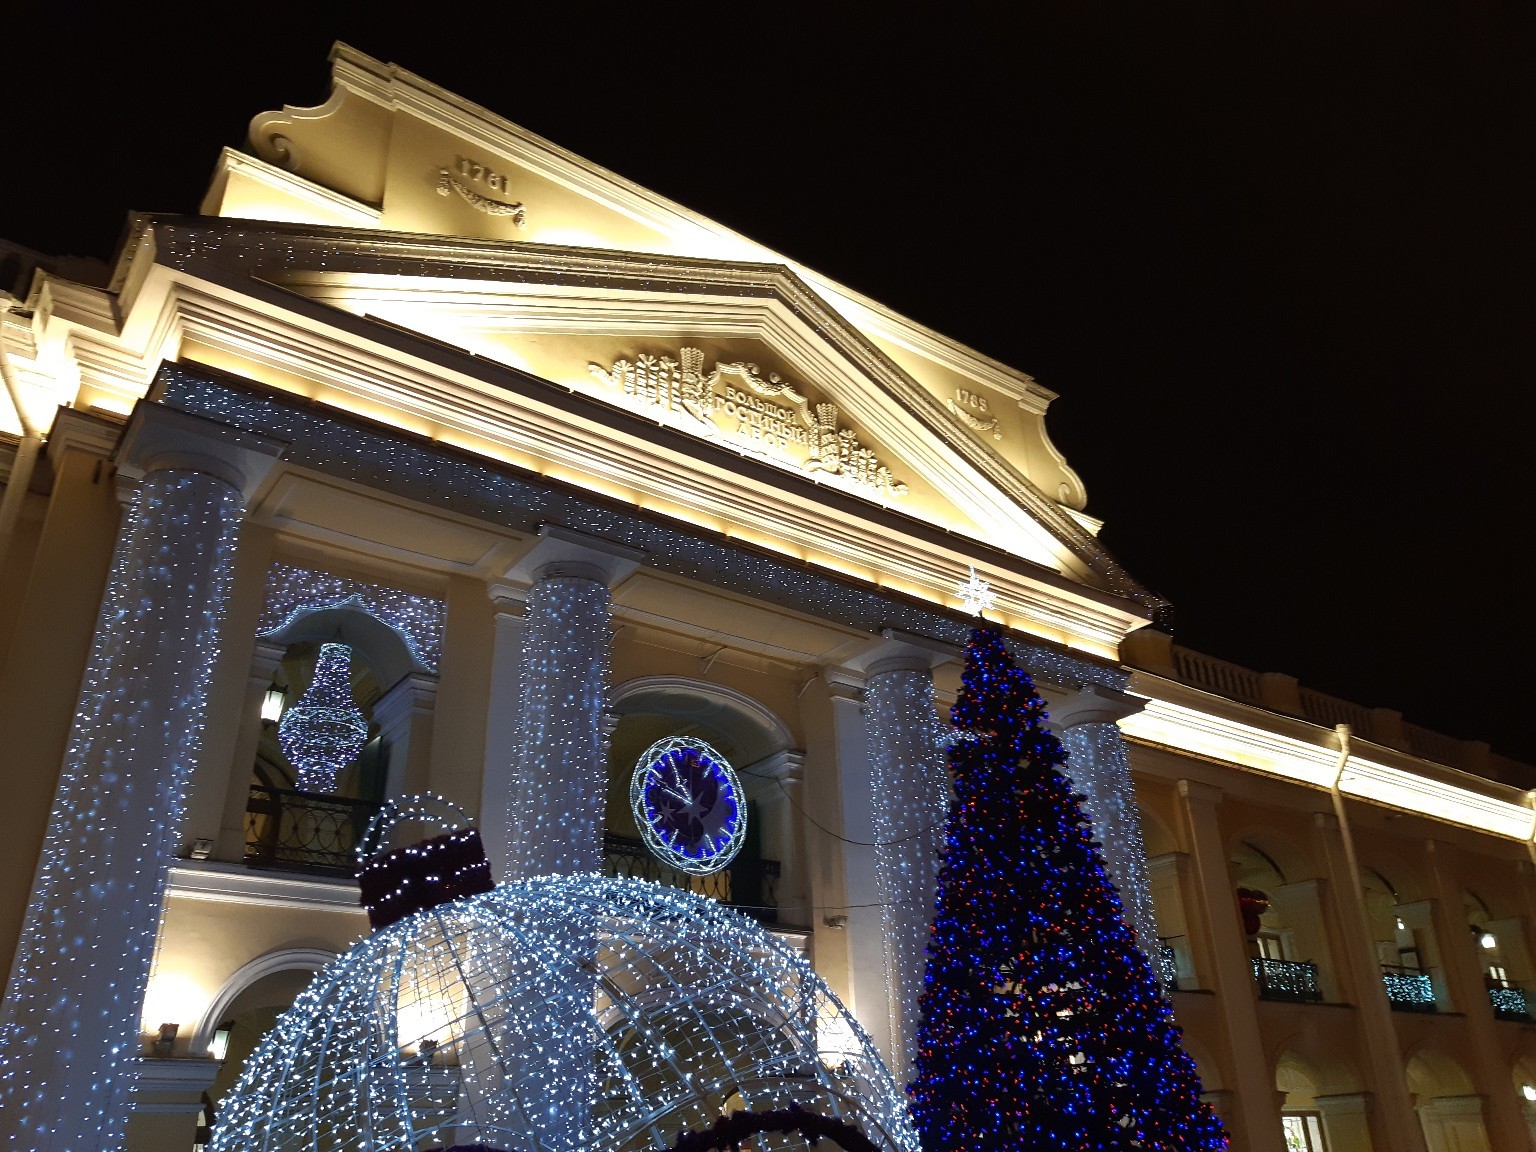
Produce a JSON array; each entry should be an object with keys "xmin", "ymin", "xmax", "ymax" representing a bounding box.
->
[{"xmin": 589, "ymin": 348, "xmax": 908, "ymax": 500}]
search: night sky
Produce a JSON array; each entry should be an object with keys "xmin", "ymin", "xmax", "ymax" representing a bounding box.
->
[{"xmin": 4, "ymin": 6, "xmax": 1532, "ymax": 763}]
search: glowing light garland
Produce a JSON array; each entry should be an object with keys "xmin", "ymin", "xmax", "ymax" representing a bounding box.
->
[
  {"xmin": 278, "ymin": 642, "xmax": 369, "ymax": 792},
  {"xmin": 630, "ymin": 737, "xmax": 747, "ymax": 875},
  {"xmin": 864, "ymin": 666, "xmax": 950, "ymax": 1085},
  {"xmin": 0, "ymin": 470, "xmax": 244, "ymax": 1152},
  {"xmin": 1056, "ymin": 723, "xmax": 1158, "ymax": 959},
  {"xmin": 208, "ymin": 875, "xmax": 919, "ymax": 1152},
  {"xmin": 161, "ymin": 372, "xmax": 1128, "ymax": 692},
  {"xmin": 259, "ymin": 563, "xmax": 446, "ymax": 673},
  {"xmin": 505, "ymin": 573, "xmax": 611, "ymax": 879}
]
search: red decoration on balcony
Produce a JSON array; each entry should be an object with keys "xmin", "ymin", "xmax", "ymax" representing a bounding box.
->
[
  {"xmin": 1236, "ymin": 887, "xmax": 1270, "ymax": 937},
  {"xmin": 357, "ymin": 827, "xmax": 494, "ymax": 930}
]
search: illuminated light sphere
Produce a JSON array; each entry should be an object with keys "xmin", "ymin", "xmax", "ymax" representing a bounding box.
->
[
  {"xmin": 630, "ymin": 737, "xmax": 747, "ymax": 875},
  {"xmin": 210, "ymin": 875, "xmax": 916, "ymax": 1152},
  {"xmin": 278, "ymin": 641, "xmax": 369, "ymax": 792}
]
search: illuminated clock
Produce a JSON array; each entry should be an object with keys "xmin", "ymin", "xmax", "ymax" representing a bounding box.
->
[{"xmin": 630, "ymin": 736, "xmax": 747, "ymax": 875}]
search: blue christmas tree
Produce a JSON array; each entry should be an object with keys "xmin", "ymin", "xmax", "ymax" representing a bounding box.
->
[{"xmin": 909, "ymin": 628, "xmax": 1226, "ymax": 1151}]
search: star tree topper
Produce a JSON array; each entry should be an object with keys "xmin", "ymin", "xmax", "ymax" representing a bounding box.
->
[{"xmin": 957, "ymin": 566, "xmax": 997, "ymax": 617}]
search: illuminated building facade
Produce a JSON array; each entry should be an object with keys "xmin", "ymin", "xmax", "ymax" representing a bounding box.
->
[{"xmin": 0, "ymin": 44, "xmax": 1533, "ymax": 1152}]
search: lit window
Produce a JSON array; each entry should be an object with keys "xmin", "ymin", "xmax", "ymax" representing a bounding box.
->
[{"xmin": 1282, "ymin": 1111, "xmax": 1329, "ymax": 1152}]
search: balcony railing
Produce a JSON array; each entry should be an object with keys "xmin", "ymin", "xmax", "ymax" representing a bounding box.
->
[
  {"xmin": 1381, "ymin": 964, "xmax": 1436, "ymax": 1012},
  {"xmin": 1252, "ymin": 957, "xmax": 1323, "ymax": 1003},
  {"xmin": 244, "ymin": 790, "xmax": 784, "ymax": 925},
  {"xmin": 245, "ymin": 785, "xmax": 385, "ymax": 875},
  {"xmin": 1488, "ymin": 978, "xmax": 1532, "ymax": 1021},
  {"xmin": 602, "ymin": 832, "xmax": 780, "ymax": 925}
]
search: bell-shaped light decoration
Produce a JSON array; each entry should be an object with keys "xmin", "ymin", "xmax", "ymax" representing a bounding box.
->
[{"xmin": 278, "ymin": 642, "xmax": 369, "ymax": 793}]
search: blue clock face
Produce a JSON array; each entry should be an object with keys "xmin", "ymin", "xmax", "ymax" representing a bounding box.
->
[{"xmin": 630, "ymin": 737, "xmax": 747, "ymax": 875}]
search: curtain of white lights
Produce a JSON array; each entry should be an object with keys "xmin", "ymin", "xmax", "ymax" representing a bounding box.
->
[
  {"xmin": 864, "ymin": 664, "xmax": 950, "ymax": 1086},
  {"xmin": 1057, "ymin": 721, "xmax": 1158, "ymax": 959},
  {"xmin": 505, "ymin": 570, "xmax": 611, "ymax": 879},
  {"xmin": 0, "ymin": 469, "xmax": 244, "ymax": 1152}
]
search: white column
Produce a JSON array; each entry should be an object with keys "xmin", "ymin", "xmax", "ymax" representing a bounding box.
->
[
  {"xmin": 498, "ymin": 528, "xmax": 637, "ymax": 1152},
  {"xmin": 1051, "ymin": 684, "xmax": 1159, "ymax": 959},
  {"xmin": 506, "ymin": 563, "xmax": 612, "ymax": 878},
  {"xmin": 1178, "ymin": 779, "xmax": 1286, "ymax": 1152},
  {"xmin": 823, "ymin": 675, "xmax": 893, "ymax": 1061},
  {"xmin": 0, "ymin": 405, "xmax": 279, "ymax": 1152},
  {"xmin": 864, "ymin": 655, "xmax": 949, "ymax": 1086},
  {"xmin": 501, "ymin": 528, "xmax": 639, "ymax": 881}
]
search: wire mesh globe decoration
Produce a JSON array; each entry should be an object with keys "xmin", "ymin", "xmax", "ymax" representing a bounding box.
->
[
  {"xmin": 630, "ymin": 737, "xmax": 747, "ymax": 876},
  {"xmin": 209, "ymin": 873, "xmax": 918, "ymax": 1152}
]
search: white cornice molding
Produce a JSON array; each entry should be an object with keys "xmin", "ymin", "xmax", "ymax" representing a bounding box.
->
[
  {"xmin": 207, "ymin": 147, "xmax": 383, "ymax": 227},
  {"xmin": 1120, "ymin": 671, "xmax": 1536, "ymax": 841},
  {"xmin": 166, "ymin": 861, "xmax": 365, "ymax": 911},
  {"xmin": 150, "ymin": 221, "xmax": 1143, "ymax": 599}
]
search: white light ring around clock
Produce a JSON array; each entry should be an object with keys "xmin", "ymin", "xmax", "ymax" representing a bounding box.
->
[{"xmin": 629, "ymin": 736, "xmax": 747, "ymax": 876}]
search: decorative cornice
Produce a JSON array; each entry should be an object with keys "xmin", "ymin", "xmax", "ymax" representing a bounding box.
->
[
  {"xmin": 166, "ymin": 861, "xmax": 364, "ymax": 911},
  {"xmin": 145, "ymin": 217, "xmax": 1151, "ymax": 606}
]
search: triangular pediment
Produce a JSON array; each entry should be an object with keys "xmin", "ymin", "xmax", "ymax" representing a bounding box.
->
[{"xmin": 152, "ymin": 218, "xmax": 1140, "ymax": 604}]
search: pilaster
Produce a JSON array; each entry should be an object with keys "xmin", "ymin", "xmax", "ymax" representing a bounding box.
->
[
  {"xmin": 1176, "ymin": 778, "xmax": 1285, "ymax": 1152},
  {"xmin": 374, "ymin": 672, "xmax": 440, "ymax": 799},
  {"xmin": 1311, "ymin": 810, "xmax": 1424, "ymax": 1151},
  {"xmin": 1423, "ymin": 839, "xmax": 1528, "ymax": 1152},
  {"xmin": 1313, "ymin": 1092, "xmax": 1376, "ymax": 1152},
  {"xmin": 480, "ymin": 587, "xmax": 525, "ymax": 879}
]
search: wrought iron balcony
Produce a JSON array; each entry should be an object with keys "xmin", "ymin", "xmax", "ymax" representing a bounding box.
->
[
  {"xmin": 1251, "ymin": 957, "xmax": 1323, "ymax": 1003},
  {"xmin": 245, "ymin": 785, "xmax": 385, "ymax": 875},
  {"xmin": 1488, "ymin": 978, "xmax": 1532, "ymax": 1021},
  {"xmin": 602, "ymin": 832, "xmax": 780, "ymax": 925},
  {"xmin": 1381, "ymin": 964, "xmax": 1435, "ymax": 1012}
]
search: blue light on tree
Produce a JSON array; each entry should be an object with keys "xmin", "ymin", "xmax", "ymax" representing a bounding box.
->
[
  {"xmin": 909, "ymin": 628, "xmax": 1227, "ymax": 1152},
  {"xmin": 278, "ymin": 642, "xmax": 369, "ymax": 793}
]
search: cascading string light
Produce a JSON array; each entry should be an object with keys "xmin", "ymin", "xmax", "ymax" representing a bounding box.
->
[
  {"xmin": 1055, "ymin": 722, "xmax": 1159, "ymax": 964},
  {"xmin": 259, "ymin": 563, "xmax": 447, "ymax": 673},
  {"xmin": 279, "ymin": 642, "xmax": 369, "ymax": 792},
  {"xmin": 506, "ymin": 573, "xmax": 612, "ymax": 879},
  {"xmin": 909, "ymin": 628, "xmax": 1227, "ymax": 1152},
  {"xmin": 0, "ymin": 469, "xmax": 245, "ymax": 1152},
  {"xmin": 207, "ymin": 875, "xmax": 920, "ymax": 1152},
  {"xmin": 864, "ymin": 666, "xmax": 950, "ymax": 1086},
  {"xmin": 162, "ymin": 369, "xmax": 1129, "ymax": 692}
]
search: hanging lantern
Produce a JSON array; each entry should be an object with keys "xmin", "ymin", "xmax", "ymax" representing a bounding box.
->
[{"xmin": 279, "ymin": 642, "xmax": 369, "ymax": 792}]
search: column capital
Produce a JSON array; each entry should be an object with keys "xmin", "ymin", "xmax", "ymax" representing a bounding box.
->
[
  {"xmin": 116, "ymin": 402, "xmax": 285, "ymax": 501},
  {"xmin": 1177, "ymin": 778, "xmax": 1224, "ymax": 807},
  {"xmin": 1313, "ymin": 1091, "xmax": 1373, "ymax": 1115},
  {"xmin": 249, "ymin": 639, "xmax": 286, "ymax": 683},
  {"xmin": 840, "ymin": 628, "xmax": 959, "ymax": 678},
  {"xmin": 1047, "ymin": 682, "xmax": 1145, "ymax": 729},
  {"xmin": 504, "ymin": 524, "xmax": 643, "ymax": 588},
  {"xmin": 743, "ymin": 749, "xmax": 806, "ymax": 783}
]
